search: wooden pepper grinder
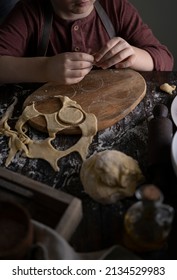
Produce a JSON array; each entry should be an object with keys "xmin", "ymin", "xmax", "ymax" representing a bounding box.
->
[{"xmin": 147, "ymin": 104, "xmax": 174, "ymax": 193}]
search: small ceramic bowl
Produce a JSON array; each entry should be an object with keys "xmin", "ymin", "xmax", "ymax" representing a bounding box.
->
[
  {"xmin": 171, "ymin": 130, "xmax": 177, "ymax": 177},
  {"xmin": 0, "ymin": 200, "xmax": 33, "ymax": 259}
]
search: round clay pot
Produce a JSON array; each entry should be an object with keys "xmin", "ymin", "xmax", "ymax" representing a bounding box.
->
[{"xmin": 0, "ymin": 200, "xmax": 33, "ymax": 259}]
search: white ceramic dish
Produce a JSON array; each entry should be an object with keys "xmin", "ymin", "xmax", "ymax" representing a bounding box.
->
[
  {"xmin": 30, "ymin": 220, "xmax": 140, "ymax": 260},
  {"xmin": 171, "ymin": 95, "xmax": 177, "ymax": 126},
  {"xmin": 171, "ymin": 131, "xmax": 177, "ymax": 177},
  {"xmin": 171, "ymin": 96, "xmax": 177, "ymax": 177}
]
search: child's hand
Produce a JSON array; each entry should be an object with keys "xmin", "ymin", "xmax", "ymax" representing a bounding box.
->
[
  {"xmin": 45, "ymin": 52, "xmax": 94, "ymax": 84},
  {"xmin": 94, "ymin": 37, "xmax": 136, "ymax": 69}
]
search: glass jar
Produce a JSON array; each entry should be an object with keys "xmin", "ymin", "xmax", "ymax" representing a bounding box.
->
[{"xmin": 123, "ymin": 184, "xmax": 174, "ymax": 253}]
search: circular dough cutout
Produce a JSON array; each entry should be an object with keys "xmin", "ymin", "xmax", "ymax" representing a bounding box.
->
[{"xmin": 58, "ymin": 107, "xmax": 84, "ymax": 125}]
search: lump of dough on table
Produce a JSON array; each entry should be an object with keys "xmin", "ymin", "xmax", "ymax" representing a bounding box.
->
[{"xmin": 80, "ymin": 150, "xmax": 144, "ymax": 204}]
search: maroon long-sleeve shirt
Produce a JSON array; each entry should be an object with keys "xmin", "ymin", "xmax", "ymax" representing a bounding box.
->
[{"xmin": 0, "ymin": 0, "xmax": 174, "ymax": 70}]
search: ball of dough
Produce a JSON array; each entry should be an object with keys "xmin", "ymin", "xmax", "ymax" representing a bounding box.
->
[{"xmin": 80, "ymin": 150, "xmax": 144, "ymax": 204}]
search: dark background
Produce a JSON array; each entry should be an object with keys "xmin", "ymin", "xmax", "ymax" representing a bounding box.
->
[{"xmin": 130, "ymin": 0, "xmax": 177, "ymax": 70}]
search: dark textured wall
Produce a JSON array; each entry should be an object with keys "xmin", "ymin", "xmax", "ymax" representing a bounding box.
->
[{"xmin": 130, "ymin": 0, "xmax": 177, "ymax": 70}]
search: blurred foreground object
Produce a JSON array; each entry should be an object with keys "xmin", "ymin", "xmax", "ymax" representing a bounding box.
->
[
  {"xmin": 123, "ymin": 184, "xmax": 174, "ymax": 253},
  {"xmin": 0, "ymin": 200, "xmax": 33, "ymax": 259}
]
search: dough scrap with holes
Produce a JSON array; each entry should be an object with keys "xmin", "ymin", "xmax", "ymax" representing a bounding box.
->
[{"xmin": 0, "ymin": 95, "xmax": 97, "ymax": 171}]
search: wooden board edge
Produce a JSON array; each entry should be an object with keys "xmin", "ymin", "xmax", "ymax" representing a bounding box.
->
[{"xmin": 0, "ymin": 167, "xmax": 73, "ymax": 204}]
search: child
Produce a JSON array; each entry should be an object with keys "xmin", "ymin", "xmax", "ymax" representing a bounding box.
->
[{"xmin": 0, "ymin": 0, "xmax": 174, "ymax": 85}]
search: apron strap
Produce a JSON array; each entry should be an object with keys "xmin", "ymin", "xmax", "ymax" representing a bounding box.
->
[
  {"xmin": 37, "ymin": 0, "xmax": 53, "ymax": 56},
  {"xmin": 94, "ymin": 0, "xmax": 116, "ymax": 38}
]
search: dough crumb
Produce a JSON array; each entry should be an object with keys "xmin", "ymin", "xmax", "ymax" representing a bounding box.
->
[{"xmin": 160, "ymin": 83, "xmax": 176, "ymax": 95}]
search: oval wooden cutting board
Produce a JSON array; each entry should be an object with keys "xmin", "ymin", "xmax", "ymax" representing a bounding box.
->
[{"xmin": 23, "ymin": 69, "xmax": 146, "ymax": 134}]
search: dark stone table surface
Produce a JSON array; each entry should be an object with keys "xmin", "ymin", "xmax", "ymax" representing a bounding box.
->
[{"xmin": 1, "ymin": 71, "xmax": 177, "ymax": 259}]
